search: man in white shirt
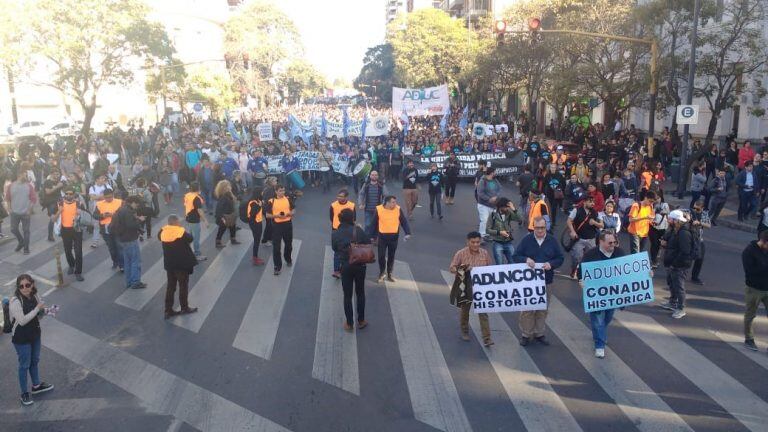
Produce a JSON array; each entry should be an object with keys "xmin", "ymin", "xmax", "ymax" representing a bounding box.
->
[{"xmin": 88, "ymin": 175, "xmax": 109, "ymax": 247}]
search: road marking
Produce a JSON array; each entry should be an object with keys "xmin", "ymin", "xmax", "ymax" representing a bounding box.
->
[
  {"xmin": 41, "ymin": 318, "xmax": 291, "ymax": 432},
  {"xmin": 440, "ymin": 271, "xmax": 583, "ymax": 432},
  {"xmin": 384, "ymin": 262, "xmax": 472, "ymax": 432},
  {"xmin": 170, "ymin": 238, "xmax": 253, "ymax": 333},
  {"xmin": 4, "ymin": 238, "xmax": 57, "ymax": 265},
  {"xmin": 114, "ymin": 225, "xmax": 217, "ymax": 311},
  {"xmin": 5, "ymin": 272, "xmax": 56, "ymax": 287},
  {"xmin": 0, "ymin": 396, "xmax": 152, "ymax": 421},
  {"xmin": 34, "ymin": 240, "xmax": 99, "ymax": 280},
  {"xmin": 619, "ymin": 311, "xmax": 768, "ymax": 432},
  {"xmin": 710, "ymin": 330, "xmax": 768, "ymax": 371},
  {"xmin": 233, "ymin": 240, "xmax": 302, "ymax": 360},
  {"xmin": 547, "ymin": 297, "xmax": 693, "ymax": 432},
  {"xmin": 312, "ymin": 246, "xmax": 359, "ymax": 395}
]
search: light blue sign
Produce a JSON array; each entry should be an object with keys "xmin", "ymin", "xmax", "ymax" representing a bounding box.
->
[
  {"xmin": 580, "ymin": 252, "xmax": 654, "ymax": 313},
  {"xmin": 193, "ymin": 102, "xmax": 203, "ymax": 112}
]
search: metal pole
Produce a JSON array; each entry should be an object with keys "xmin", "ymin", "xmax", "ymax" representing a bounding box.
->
[
  {"xmin": 7, "ymin": 68, "xmax": 18, "ymax": 124},
  {"xmin": 54, "ymin": 244, "xmax": 64, "ymax": 288},
  {"xmin": 677, "ymin": 0, "xmax": 700, "ymax": 198},
  {"xmin": 647, "ymin": 39, "xmax": 659, "ymax": 157},
  {"xmin": 161, "ymin": 68, "xmax": 167, "ymax": 118}
]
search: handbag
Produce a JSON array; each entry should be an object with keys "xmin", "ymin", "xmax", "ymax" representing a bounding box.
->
[
  {"xmin": 223, "ymin": 213, "xmax": 237, "ymax": 227},
  {"xmin": 348, "ymin": 225, "xmax": 375, "ymax": 265}
]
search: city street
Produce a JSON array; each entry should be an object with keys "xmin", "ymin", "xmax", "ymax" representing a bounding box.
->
[{"xmin": 1, "ymin": 182, "xmax": 765, "ymax": 432}]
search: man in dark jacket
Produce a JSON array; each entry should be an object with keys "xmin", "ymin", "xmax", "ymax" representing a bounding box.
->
[
  {"xmin": 158, "ymin": 214, "xmax": 198, "ymax": 319},
  {"xmin": 742, "ymin": 230, "xmax": 768, "ymax": 351},
  {"xmin": 111, "ymin": 195, "xmax": 146, "ymax": 290},
  {"xmin": 660, "ymin": 210, "xmax": 693, "ymax": 319},
  {"xmin": 512, "ymin": 216, "xmax": 564, "ymax": 346}
]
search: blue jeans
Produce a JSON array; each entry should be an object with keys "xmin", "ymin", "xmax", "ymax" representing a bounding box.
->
[
  {"xmin": 589, "ymin": 309, "xmax": 616, "ymax": 349},
  {"xmin": 364, "ymin": 210, "xmax": 376, "ymax": 239},
  {"xmin": 201, "ymin": 189, "xmax": 214, "ymax": 212},
  {"xmin": 14, "ymin": 338, "xmax": 41, "ymax": 394},
  {"xmin": 103, "ymin": 231, "xmax": 122, "ymax": 268},
  {"xmin": 120, "ymin": 240, "xmax": 142, "ymax": 287},
  {"xmin": 492, "ymin": 241, "xmax": 515, "ymax": 265},
  {"xmin": 187, "ymin": 222, "xmax": 202, "ymax": 255},
  {"xmin": 738, "ymin": 190, "xmax": 758, "ymax": 219}
]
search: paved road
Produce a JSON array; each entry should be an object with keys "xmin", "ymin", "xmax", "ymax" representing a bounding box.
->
[{"xmin": 0, "ymin": 181, "xmax": 766, "ymax": 432}]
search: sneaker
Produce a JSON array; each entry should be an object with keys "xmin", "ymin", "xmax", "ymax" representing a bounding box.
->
[
  {"xmin": 119, "ymin": 267, "xmax": 124, "ymax": 273},
  {"xmin": 286, "ymin": 260, "xmax": 292, "ymax": 267},
  {"xmin": 14, "ymin": 244, "xmax": 23, "ymax": 252},
  {"xmin": 47, "ymin": 237, "xmax": 55, "ymax": 242},
  {"xmin": 519, "ymin": 336, "xmax": 530, "ymax": 346},
  {"xmin": 483, "ymin": 339, "xmax": 495, "ymax": 347},
  {"xmin": 439, "ymin": 215, "xmax": 443, "ymax": 220},
  {"xmin": 745, "ymin": 339, "xmax": 759, "ymax": 351},
  {"xmin": 460, "ymin": 333, "xmax": 470, "ymax": 341},
  {"xmin": 386, "ymin": 274, "xmax": 396, "ymax": 282},
  {"xmin": 671, "ymin": 309, "xmax": 686, "ymax": 319},
  {"xmin": 274, "ymin": 268, "xmax": 281, "ymax": 276},
  {"xmin": 690, "ymin": 278, "xmax": 704, "ymax": 285},
  {"xmin": 230, "ymin": 239, "xmax": 241, "ymax": 245},
  {"xmin": 343, "ymin": 322, "xmax": 353, "ymax": 332},
  {"xmin": 23, "ymin": 250, "xmax": 29, "ymax": 255},
  {"xmin": 75, "ymin": 274, "xmax": 84, "ymax": 282},
  {"xmin": 30, "ymin": 382, "xmax": 53, "ymax": 395},
  {"xmin": 130, "ymin": 283, "xmax": 146, "ymax": 290},
  {"xmin": 164, "ymin": 309, "xmax": 179, "ymax": 320},
  {"xmin": 67, "ymin": 267, "xmax": 74, "ymax": 275},
  {"xmin": 252, "ymin": 257, "xmax": 265, "ymax": 266},
  {"xmin": 90, "ymin": 243, "xmax": 98, "ymax": 248},
  {"xmin": 332, "ymin": 271, "xmax": 341, "ymax": 279},
  {"xmin": 20, "ymin": 392, "xmax": 33, "ymax": 406},
  {"xmin": 357, "ymin": 320, "xmax": 368, "ymax": 329},
  {"xmin": 179, "ymin": 307, "xmax": 198, "ymax": 315},
  {"xmin": 377, "ymin": 273, "xmax": 385, "ymax": 283},
  {"xmin": 658, "ymin": 301, "xmax": 675, "ymax": 311},
  {"xmin": 595, "ymin": 348, "xmax": 605, "ymax": 359},
  {"xmin": 535, "ymin": 335, "xmax": 550, "ymax": 346},
  {"xmin": 196, "ymin": 255, "xmax": 208, "ymax": 262}
]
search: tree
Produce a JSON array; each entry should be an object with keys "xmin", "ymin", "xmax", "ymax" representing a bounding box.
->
[
  {"xmin": 354, "ymin": 44, "xmax": 395, "ymax": 101},
  {"xmin": 1, "ymin": 0, "xmax": 173, "ymax": 136},
  {"xmin": 278, "ymin": 59, "xmax": 327, "ymax": 104},
  {"xmin": 387, "ymin": 8, "xmax": 480, "ymax": 88},
  {"xmin": 185, "ymin": 66, "xmax": 239, "ymax": 117},
  {"xmin": 223, "ymin": 0, "xmax": 302, "ymax": 105}
]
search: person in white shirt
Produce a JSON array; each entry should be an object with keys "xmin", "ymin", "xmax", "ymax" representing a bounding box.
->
[{"xmin": 88, "ymin": 175, "xmax": 109, "ymax": 247}]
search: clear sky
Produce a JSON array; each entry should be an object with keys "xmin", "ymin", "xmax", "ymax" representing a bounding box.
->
[{"xmin": 277, "ymin": 0, "xmax": 386, "ymax": 85}]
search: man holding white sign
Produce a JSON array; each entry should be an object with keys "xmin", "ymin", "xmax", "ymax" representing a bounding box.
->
[{"xmin": 450, "ymin": 231, "xmax": 493, "ymax": 347}]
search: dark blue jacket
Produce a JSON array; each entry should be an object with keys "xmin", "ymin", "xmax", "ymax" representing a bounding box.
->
[
  {"xmin": 736, "ymin": 169, "xmax": 763, "ymax": 193},
  {"xmin": 512, "ymin": 233, "xmax": 564, "ymax": 284}
]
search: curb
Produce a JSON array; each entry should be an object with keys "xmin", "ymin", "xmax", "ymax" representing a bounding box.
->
[{"xmin": 716, "ymin": 218, "xmax": 757, "ymax": 234}]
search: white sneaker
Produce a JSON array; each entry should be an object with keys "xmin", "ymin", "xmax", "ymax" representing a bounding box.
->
[
  {"xmin": 595, "ymin": 348, "xmax": 605, "ymax": 359},
  {"xmin": 671, "ymin": 309, "xmax": 686, "ymax": 319}
]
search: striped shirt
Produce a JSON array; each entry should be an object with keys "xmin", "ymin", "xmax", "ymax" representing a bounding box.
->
[{"xmin": 450, "ymin": 247, "xmax": 492, "ymax": 271}]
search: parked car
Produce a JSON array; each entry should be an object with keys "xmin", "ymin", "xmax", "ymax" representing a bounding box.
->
[
  {"xmin": 43, "ymin": 120, "xmax": 82, "ymax": 137},
  {"xmin": 12, "ymin": 120, "xmax": 47, "ymax": 136}
]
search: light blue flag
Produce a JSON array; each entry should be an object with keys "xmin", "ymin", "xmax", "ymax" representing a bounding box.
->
[
  {"xmin": 321, "ymin": 112, "xmax": 327, "ymax": 139},
  {"xmin": 341, "ymin": 106, "xmax": 350, "ymax": 140},
  {"xmin": 458, "ymin": 105, "xmax": 468, "ymax": 137},
  {"xmin": 278, "ymin": 128, "xmax": 288, "ymax": 142},
  {"xmin": 361, "ymin": 112, "xmax": 368, "ymax": 144},
  {"xmin": 226, "ymin": 115, "xmax": 241, "ymax": 142},
  {"xmin": 400, "ymin": 107, "xmax": 410, "ymax": 137},
  {"xmin": 440, "ymin": 109, "xmax": 450, "ymax": 137}
]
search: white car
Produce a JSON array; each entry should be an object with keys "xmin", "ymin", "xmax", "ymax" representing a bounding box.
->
[
  {"xmin": 13, "ymin": 120, "xmax": 47, "ymax": 136},
  {"xmin": 44, "ymin": 120, "xmax": 82, "ymax": 137}
]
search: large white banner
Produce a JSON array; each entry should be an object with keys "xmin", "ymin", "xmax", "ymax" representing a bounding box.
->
[
  {"xmin": 257, "ymin": 122, "xmax": 273, "ymax": 141},
  {"xmin": 312, "ymin": 116, "xmax": 390, "ymax": 138},
  {"xmin": 470, "ymin": 264, "xmax": 548, "ymax": 313},
  {"xmin": 392, "ymin": 84, "xmax": 450, "ymax": 117}
]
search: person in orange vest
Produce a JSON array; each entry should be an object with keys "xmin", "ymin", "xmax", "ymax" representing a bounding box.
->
[
  {"xmin": 371, "ymin": 195, "xmax": 411, "ymax": 283},
  {"xmin": 551, "ymin": 145, "xmax": 568, "ymax": 165},
  {"xmin": 51, "ymin": 186, "xmax": 86, "ymax": 281},
  {"xmin": 265, "ymin": 184, "xmax": 296, "ymax": 276},
  {"xmin": 527, "ymin": 191, "xmax": 550, "ymax": 232},
  {"xmin": 158, "ymin": 214, "xmax": 198, "ymax": 320},
  {"xmin": 245, "ymin": 188, "xmax": 265, "ymax": 266},
  {"xmin": 627, "ymin": 191, "xmax": 656, "ymax": 254},
  {"xmin": 93, "ymin": 188, "xmax": 123, "ymax": 271},
  {"xmin": 183, "ymin": 182, "xmax": 208, "ymax": 262},
  {"xmin": 329, "ymin": 189, "xmax": 356, "ymax": 279}
]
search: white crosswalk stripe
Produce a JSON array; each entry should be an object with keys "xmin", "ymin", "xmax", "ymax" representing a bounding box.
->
[
  {"xmin": 620, "ymin": 311, "xmax": 768, "ymax": 432},
  {"xmin": 385, "ymin": 261, "xmax": 472, "ymax": 432},
  {"xmin": 76, "ymin": 238, "xmax": 155, "ymax": 293},
  {"xmin": 312, "ymin": 246, "xmax": 360, "ymax": 395},
  {"xmin": 710, "ymin": 330, "xmax": 768, "ymax": 371},
  {"xmin": 440, "ymin": 271, "xmax": 583, "ymax": 432},
  {"xmin": 232, "ymin": 240, "xmax": 302, "ymax": 360}
]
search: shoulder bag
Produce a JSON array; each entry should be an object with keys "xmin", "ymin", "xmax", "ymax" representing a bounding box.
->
[{"xmin": 348, "ymin": 225, "xmax": 375, "ymax": 265}]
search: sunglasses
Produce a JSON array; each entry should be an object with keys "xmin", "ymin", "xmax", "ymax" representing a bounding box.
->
[{"xmin": 19, "ymin": 282, "xmax": 33, "ymax": 288}]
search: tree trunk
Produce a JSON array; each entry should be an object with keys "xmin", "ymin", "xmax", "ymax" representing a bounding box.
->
[
  {"xmin": 81, "ymin": 99, "xmax": 97, "ymax": 138},
  {"xmin": 704, "ymin": 107, "xmax": 719, "ymax": 148},
  {"xmin": 603, "ymin": 99, "xmax": 617, "ymax": 137}
]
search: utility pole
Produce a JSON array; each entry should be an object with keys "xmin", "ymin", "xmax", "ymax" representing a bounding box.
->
[
  {"xmin": 6, "ymin": 68, "xmax": 18, "ymax": 124},
  {"xmin": 677, "ymin": 0, "xmax": 700, "ymax": 198}
]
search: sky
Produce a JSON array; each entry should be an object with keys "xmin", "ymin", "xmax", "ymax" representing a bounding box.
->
[{"xmin": 277, "ymin": 0, "xmax": 386, "ymax": 85}]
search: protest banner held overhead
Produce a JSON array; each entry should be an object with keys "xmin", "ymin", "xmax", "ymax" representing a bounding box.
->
[
  {"xmin": 470, "ymin": 264, "xmax": 548, "ymax": 313},
  {"xmin": 263, "ymin": 151, "xmax": 351, "ymax": 176},
  {"xmin": 404, "ymin": 151, "xmax": 525, "ymax": 178},
  {"xmin": 257, "ymin": 122, "xmax": 273, "ymax": 141},
  {"xmin": 580, "ymin": 252, "xmax": 655, "ymax": 313},
  {"xmin": 392, "ymin": 84, "xmax": 450, "ymax": 116}
]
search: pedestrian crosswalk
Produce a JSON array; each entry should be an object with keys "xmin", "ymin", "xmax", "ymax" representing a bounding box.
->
[{"xmin": 9, "ymin": 233, "xmax": 768, "ymax": 432}]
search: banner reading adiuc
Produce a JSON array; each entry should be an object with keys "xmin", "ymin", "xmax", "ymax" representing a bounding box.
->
[
  {"xmin": 403, "ymin": 151, "xmax": 525, "ymax": 178},
  {"xmin": 470, "ymin": 263, "xmax": 548, "ymax": 313},
  {"xmin": 392, "ymin": 84, "xmax": 450, "ymax": 117},
  {"xmin": 580, "ymin": 252, "xmax": 654, "ymax": 313}
]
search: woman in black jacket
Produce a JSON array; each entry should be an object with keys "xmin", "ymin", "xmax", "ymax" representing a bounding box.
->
[
  {"xmin": 214, "ymin": 180, "xmax": 240, "ymax": 248},
  {"xmin": 331, "ymin": 209, "xmax": 370, "ymax": 331},
  {"xmin": 246, "ymin": 188, "xmax": 265, "ymax": 265}
]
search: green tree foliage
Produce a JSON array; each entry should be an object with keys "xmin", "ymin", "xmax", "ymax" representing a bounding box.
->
[
  {"xmin": 278, "ymin": 59, "xmax": 327, "ymax": 104},
  {"xmin": 0, "ymin": 0, "xmax": 173, "ymax": 135},
  {"xmin": 354, "ymin": 44, "xmax": 395, "ymax": 101}
]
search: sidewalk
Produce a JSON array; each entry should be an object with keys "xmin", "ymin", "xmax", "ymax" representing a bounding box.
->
[{"xmin": 664, "ymin": 188, "xmax": 756, "ymax": 234}]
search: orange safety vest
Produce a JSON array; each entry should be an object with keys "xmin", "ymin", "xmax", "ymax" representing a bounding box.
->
[
  {"xmin": 184, "ymin": 192, "xmax": 203, "ymax": 217},
  {"xmin": 640, "ymin": 171, "xmax": 653, "ymax": 189},
  {"xmin": 376, "ymin": 204, "xmax": 401, "ymax": 234},
  {"xmin": 160, "ymin": 224, "xmax": 186, "ymax": 242},
  {"xmin": 96, "ymin": 199, "xmax": 122, "ymax": 226},
  {"xmin": 331, "ymin": 200, "xmax": 355, "ymax": 229},
  {"xmin": 628, "ymin": 202, "xmax": 654, "ymax": 237},
  {"xmin": 270, "ymin": 197, "xmax": 292, "ymax": 223},
  {"xmin": 527, "ymin": 199, "xmax": 548, "ymax": 231},
  {"xmin": 247, "ymin": 200, "xmax": 263, "ymax": 223},
  {"xmin": 60, "ymin": 201, "xmax": 78, "ymax": 228}
]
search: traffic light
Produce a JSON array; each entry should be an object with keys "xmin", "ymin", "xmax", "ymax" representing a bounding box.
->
[
  {"xmin": 494, "ymin": 20, "xmax": 506, "ymax": 46},
  {"xmin": 528, "ymin": 17, "xmax": 541, "ymax": 32}
]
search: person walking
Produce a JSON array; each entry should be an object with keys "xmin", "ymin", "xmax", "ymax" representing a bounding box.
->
[
  {"xmin": 401, "ymin": 160, "xmax": 419, "ymax": 220},
  {"xmin": 213, "ymin": 180, "xmax": 240, "ymax": 249},
  {"xmin": 9, "ymin": 274, "xmax": 54, "ymax": 406},
  {"xmin": 371, "ymin": 195, "xmax": 411, "ymax": 283},
  {"xmin": 736, "ymin": 161, "xmax": 760, "ymax": 221},
  {"xmin": 183, "ymin": 182, "xmax": 208, "ymax": 261},
  {"xmin": 449, "ymin": 231, "xmax": 493, "ymax": 347},
  {"xmin": 566, "ymin": 195, "xmax": 603, "ymax": 278},
  {"xmin": 627, "ymin": 191, "xmax": 656, "ymax": 253},
  {"xmin": 578, "ymin": 231, "xmax": 626, "ymax": 358},
  {"xmin": 265, "ymin": 184, "xmax": 295, "ymax": 276},
  {"xmin": 358, "ymin": 171, "xmax": 383, "ymax": 239},
  {"xmin": 477, "ymin": 167, "xmax": 501, "ymax": 239},
  {"xmin": 485, "ymin": 197, "xmax": 520, "ymax": 264},
  {"xmin": 93, "ymin": 189, "xmax": 123, "ymax": 271},
  {"xmin": 158, "ymin": 214, "xmax": 199, "ymax": 319},
  {"xmin": 261, "ymin": 176, "xmax": 277, "ymax": 246},
  {"xmin": 5, "ymin": 169, "xmax": 37, "ymax": 255},
  {"xmin": 689, "ymin": 199, "xmax": 710, "ymax": 285},
  {"xmin": 649, "ymin": 192, "xmax": 669, "ymax": 268},
  {"xmin": 245, "ymin": 188, "xmax": 265, "ymax": 266},
  {"xmin": 51, "ymin": 186, "xmax": 86, "ymax": 281},
  {"xmin": 708, "ymin": 168, "xmax": 728, "ymax": 226},
  {"xmin": 111, "ymin": 195, "xmax": 146, "ymax": 290},
  {"xmin": 427, "ymin": 163, "xmax": 444, "ymax": 219},
  {"xmin": 544, "ymin": 163, "xmax": 566, "ymax": 227},
  {"xmin": 526, "ymin": 191, "xmax": 549, "ymax": 232},
  {"xmin": 742, "ymin": 230, "xmax": 768, "ymax": 351},
  {"xmin": 444, "ymin": 153, "xmax": 460, "ymax": 205},
  {"xmin": 330, "ymin": 189, "xmax": 356, "ymax": 278},
  {"xmin": 513, "ymin": 216, "xmax": 564, "ymax": 346},
  {"xmin": 41, "ymin": 169, "xmax": 64, "ymax": 242},
  {"xmin": 331, "ymin": 209, "xmax": 370, "ymax": 331},
  {"xmin": 659, "ymin": 210, "xmax": 694, "ymax": 319}
]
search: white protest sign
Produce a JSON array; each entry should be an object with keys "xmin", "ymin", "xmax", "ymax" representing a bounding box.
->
[
  {"xmin": 392, "ymin": 84, "xmax": 450, "ymax": 117},
  {"xmin": 106, "ymin": 153, "xmax": 119, "ymax": 164},
  {"xmin": 257, "ymin": 122, "xmax": 273, "ymax": 141},
  {"xmin": 494, "ymin": 124, "xmax": 509, "ymax": 133},
  {"xmin": 470, "ymin": 263, "xmax": 548, "ymax": 313},
  {"xmin": 484, "ymin": 124, "xmax": 495, "ymax": 136}
]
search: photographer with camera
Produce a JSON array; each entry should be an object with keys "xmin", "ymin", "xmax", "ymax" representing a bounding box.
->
[{"xmin": 111, "ymin": 196, "xmax": 147, "ymax": 290}]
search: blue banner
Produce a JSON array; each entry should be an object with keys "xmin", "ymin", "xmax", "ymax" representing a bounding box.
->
[{"xmin": 580, "ymin": 252, "xmax": 654, "ymax": 313}]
